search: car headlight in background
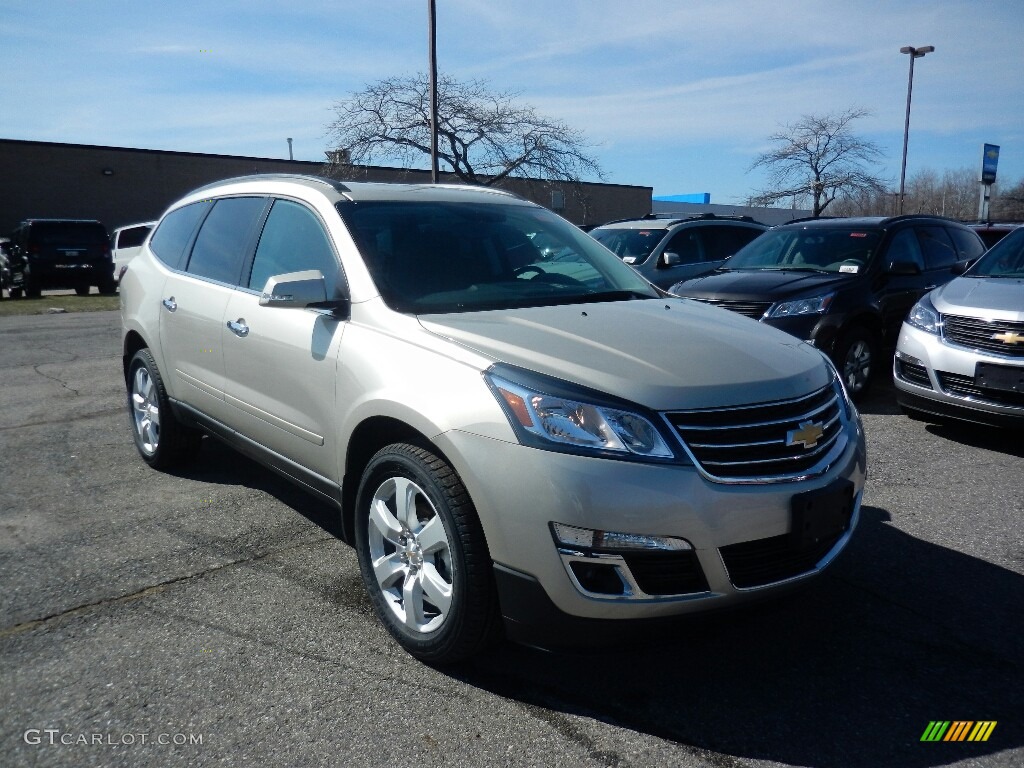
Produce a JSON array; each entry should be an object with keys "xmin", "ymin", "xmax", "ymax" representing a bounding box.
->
[
  {"xmin": 905, "ymin": 293, "xmax": 942, "ymax": 335},
  {"xmin": 485, "ymin": 366, "xmax": 676, "ymax": 461},
  {"xmin": 766, "ymin": 292, "xmax": 835, "ymax": 319}
]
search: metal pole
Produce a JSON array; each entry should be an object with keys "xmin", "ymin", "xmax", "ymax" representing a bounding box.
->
[
  {"xmin": 898, "ymin": 53, "xmax": 915, "ymax": 216},
  {"xmin": 428, "ymin": 0, "xmax": 439, "ymax": 183},
  {"xmin": 286, "ymin": 138, "xmax": 293, "ymax": 161}
]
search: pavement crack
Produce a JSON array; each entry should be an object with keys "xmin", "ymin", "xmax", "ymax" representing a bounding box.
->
[
  {"xmin": 0, "ymin": 535, "xmax": 334, "ymax": 639},
  {"xmin": 0, "ymin": 407, "xmax": 125, "ymax": 431},
  {"xmin": 32, "ymin": 361, "xmax": 82, "ymax": 396}
]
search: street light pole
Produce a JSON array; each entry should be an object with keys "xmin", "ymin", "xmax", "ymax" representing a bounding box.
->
[
  {"xmin": 898, "ymin": 45, "xmax": 934, "ymax": 215},
  {"xmin": 428, "ymin": 0, "xmax": 439, "ymax": 184}
]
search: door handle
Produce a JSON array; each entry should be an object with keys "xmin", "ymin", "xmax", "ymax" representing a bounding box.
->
[
  {"xmin": 924, "ymin": 285, "xmax": 937, "ymax": 291},
  {"xmin": 162, "ymin": 297, "xmax": 177, "ymax": 312},
  {"xmin": 226, "ymin": 319, "xmax": 249, "ymax": 338}
]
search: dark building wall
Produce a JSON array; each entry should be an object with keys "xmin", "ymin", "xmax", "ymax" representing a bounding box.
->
[{"xmin": 0, "ymin": 139, "xmax": 651, "ymax": 235}]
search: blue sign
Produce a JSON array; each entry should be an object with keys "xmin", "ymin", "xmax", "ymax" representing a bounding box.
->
[{"xmin": 981, "ymin": 143, "xmax": 1000, "ymax": 184}]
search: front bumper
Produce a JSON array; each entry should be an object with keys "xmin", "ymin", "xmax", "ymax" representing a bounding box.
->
[
  {"xmin": 893, "ymin": 324, "xmax": 1024, "ymax": 427},
  {"xmin": 434, "ymin": 417, "xmax": 866, "ymax": 645}
]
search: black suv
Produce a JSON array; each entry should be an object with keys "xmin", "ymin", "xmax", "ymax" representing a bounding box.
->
[
  {"xmin": 7, "ymin": 219, "xmax": 115, "ymax": 298},
  {"xmin": 589, "ymin": 213, "xmax": 766, "ymax": 289},
  {"xmin": 670, "ymin": 216, "xmax": 986, "ymax": 396}
]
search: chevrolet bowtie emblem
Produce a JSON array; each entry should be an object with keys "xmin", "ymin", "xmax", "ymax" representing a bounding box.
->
[
  {"xmin": 787, "ymin": 420, "xmax": 824, "ymax": 449},
  {"xmin": 992, "ymin": 331, "xmax": 1024, "ymax": 345}
]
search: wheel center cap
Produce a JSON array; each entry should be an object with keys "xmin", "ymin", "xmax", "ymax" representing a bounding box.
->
[{"xmin": 403, "ymin": 535, "xmax": 423, "ymax": 567}]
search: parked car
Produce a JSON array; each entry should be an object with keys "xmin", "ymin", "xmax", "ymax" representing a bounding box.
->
[
  {"xmin": 894, "ymin": 225, "xmax": 1024, "ymax": 427},
  {"xmin": 0, "ymin": 238, "xmax": 12, "ymax": 299},
  {"xmin": 7, "ymin": 219, "xmax": 114, "ymax": 297},
  {"xmin": 111, "ymin": 221, "xmax": 156, "ymax": 284},
  {"xmin": 121, "ymin": 175, "xmax": 866, "ymax": 663},
  {"xmin": 589, "ymin": 213, "xmax": 766, "ymax": 289},
  {"xmin": 969, "ymin": 221, "xmax": 1022, "ymax": 250},
  {"xmin": 670, "ymin": 215, "xmax": 986, "ymax": 397}
]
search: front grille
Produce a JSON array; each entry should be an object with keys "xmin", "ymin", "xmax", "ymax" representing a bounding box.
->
[
  {"xmin": 937, "ymin": 371, "xmax": 1024, "ymax": 408},
  {"xmin": 719, "ymin": 530, "xmax": 843, "ymax": 588},
  {"xmin": 665, "ymin": 383, "xmax": 845, "ymax": 481},
  {"xmin": 895, "ymin": 359, "xmax": 933, "ymax": 389},
  {"xmin": 691, "ymin": 298, "xmax": 773, "ymax": 320},
  {"xmin": 622, "ymin": 551, "xmax": 708, "ymax": 596},
  {"xmin": 943, "ymin": 315, "xmax": 1024, "ymax": 358}
]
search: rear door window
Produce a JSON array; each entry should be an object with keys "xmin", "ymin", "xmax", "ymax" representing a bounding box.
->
[
  {"xmin": 150, "ymin": 202, "xmax": 212, "ymax": 269},
  {"xmin": 185, "ymin": 197, "xmax": 267, "ymax": 285}
]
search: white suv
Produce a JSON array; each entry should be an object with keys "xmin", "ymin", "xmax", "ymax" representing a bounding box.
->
[
  {"xmin": 121, "ymin": 175, "xmax": 866, "ymax": 663},
  {"xmin": 111, "ymin": 221, "xmax": 156, "ymax": 283}
]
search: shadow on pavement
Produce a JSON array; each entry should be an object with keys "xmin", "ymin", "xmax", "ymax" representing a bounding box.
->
[{"xmin": 451, "ymin": 505, "xmax": 1023, "ymax": 767}]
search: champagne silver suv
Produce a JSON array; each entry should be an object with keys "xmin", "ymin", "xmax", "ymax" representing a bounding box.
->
[{"xmin": 121, "ymin": 175, "xmax": 867, "ymax": 663}]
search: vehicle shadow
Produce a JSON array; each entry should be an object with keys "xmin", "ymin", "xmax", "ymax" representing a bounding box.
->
[
  {"xmin": 451, "ymin": 505, "xmax": 1023, "ymax": 767},
  {"xmin": 924, "ymin": 421, "xmax": 1024, "ymax": 458}
]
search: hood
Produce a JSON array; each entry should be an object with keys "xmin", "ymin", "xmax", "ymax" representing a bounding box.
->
[
  {"xmin": 419, "ymin": 298, "xmax": 831, "ymax": 410},
  {"xmin": 933, "ymin": 276, "xmax": 1024, "ymax": 321},
  {"xmin": 672, "ymin": 269, "xmax": 852, "ymax": 300}
]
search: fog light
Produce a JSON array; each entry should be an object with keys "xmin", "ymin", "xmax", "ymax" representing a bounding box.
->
[
  {"xmin": 569, "ymin": 561, "xmax": 625, "ymax": 595},
  {"xmin": 552, "ymin": 522, "xmax": 692, "ymax": 552},
  {"xmin": 895, "ymin": 350, "xmax": 924, "ymax": 367}
]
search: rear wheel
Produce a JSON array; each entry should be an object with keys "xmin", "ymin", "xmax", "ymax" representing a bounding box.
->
[
  {"xmin": 354, "ymin": 443, "xmax": 500, "ymax": 664},
  {"xmin": 75, "ymin": 285, "xmax": 90, "ymax": 296},
  {"xmin": 24, "ymin": 281, "xmax": 41, "ymax": 299},
  {"xmin": 127, "ymin": 348, "xmax": 202, "ymax": 469},
  {"xmin": 833, "ymin": 327, "xmax": 877, "ymax": 399}
]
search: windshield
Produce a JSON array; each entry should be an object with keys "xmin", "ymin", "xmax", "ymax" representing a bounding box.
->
[
  {"xmin": 967, "ymin": 227, "xmax": 1024, "ymax": 278},
  {"xmin": 589, "ymin": 227, "xmax": 667, "ymax": 266},
  {"xmin": 336, "ymin": 201, "xmax": 658, "ymax": 313},
  {"xmin": 723, "ymin": 228, "xmax": 881, "ymax": 274}
]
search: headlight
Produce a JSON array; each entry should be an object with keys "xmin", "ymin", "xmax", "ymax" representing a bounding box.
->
[
  {"xmin": 906, "ymin": 293, "xmax": 941, "ymax": 335},
  {"xmin": 485, "ymin": 365, "xmax": 677, "ymax": 461},
  {"xmin": 766, "ymin": 292, "xmax": 835, "ymax": 318}
]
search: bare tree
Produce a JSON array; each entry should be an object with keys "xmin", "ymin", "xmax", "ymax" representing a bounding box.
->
[
  {"xmin": 324, "ymin": 73, "xmax": 603, "ymax": 187},
  {"xmin": 746, "ymin": 108, "xmax": 888, "ymax": 217}
]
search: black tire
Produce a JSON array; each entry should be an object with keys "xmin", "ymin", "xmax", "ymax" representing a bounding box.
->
[
  {"xmin": 98, "ymin": 279, "xmax": 117, "ymax": 296},
  {"xmin": 24, "ymin": 281, "xmax": 41, "ymax": 299},
  {"xmin": 75, "ymin": 285, "xmax": 90, "ymax": 297},
  {"xmin": 354, "ymin": 443, "xmax": 500, "ymax": 664},
  {"xmin": 9, "ymin": 286, "xmax": 22, "ymax": 299},
  {"xmin": 832, "ymin": 327, "xmax": 877, "ymax": 399},
  {"xmin": 126, "ymin": 348, "xmax": 202, "ymax": 469}
]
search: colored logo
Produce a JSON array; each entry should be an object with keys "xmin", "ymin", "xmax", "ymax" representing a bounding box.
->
[
  {"xmin": 920, "ymin": 721, "xmax": 997, "ymax": 742},
  {"xmin": 786, "ymin": 420, "xmax": 824, "ymax": 449},
  {"xmin": 992, "ymin": 331, "xmax": 1024, "ymax": 346}
]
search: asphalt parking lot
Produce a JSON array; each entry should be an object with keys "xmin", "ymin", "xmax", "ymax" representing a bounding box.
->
[{"xmin": 1, "ymin": 309, "xmax": 1021, "ymax": 768}]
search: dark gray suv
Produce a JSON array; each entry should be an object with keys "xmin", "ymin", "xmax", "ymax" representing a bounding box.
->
[{"xmin": 590, "ymin": 214, "xmax": 766, "ymax": 289}]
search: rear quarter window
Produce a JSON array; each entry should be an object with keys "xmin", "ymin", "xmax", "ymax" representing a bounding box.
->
[{"xmin": 149, "ymin": 202, "xmax": 212, "ymax": 269}]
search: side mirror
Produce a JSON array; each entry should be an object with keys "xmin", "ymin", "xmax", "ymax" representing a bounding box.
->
[
  {"xmin": 951, "ymin": 258, "xmax": 976, "ymax": 275},
  {"xmin": 888, "ymin": 259, "xmax": 921, "ymax": 276},
  {"xmin": 259, "ymin": 270, "xmax": 329, "ymax": 309},
  {"xmin": 662, "ymin": 251, "xmax": 682, "ymax": 267}
]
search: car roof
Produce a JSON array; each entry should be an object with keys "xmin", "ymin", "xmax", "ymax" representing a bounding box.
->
[
  {"xmin": 182, "ymin": 174, "xmax": 528, "ymax": 207},
  {"xmin": 594, "ymin": 213, "xmax": 765, "ymax": 230},
  {"xmin": 773, "ymin": 214, "xmax": 974, "ymax": 231}
]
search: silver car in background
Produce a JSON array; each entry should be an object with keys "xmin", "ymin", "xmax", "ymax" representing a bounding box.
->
[
  {"xmin": 895, "ymin": 225, "xmax": 1024, "ymax": 427},
  {"xmin": 121, "ymin": 175, "xmax": 866, "ymax": 664}
]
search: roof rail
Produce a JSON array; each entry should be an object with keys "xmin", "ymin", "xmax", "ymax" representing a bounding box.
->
[{"xmin": 189, "ymin": 173, "xmax": 351, "ymax": 196}]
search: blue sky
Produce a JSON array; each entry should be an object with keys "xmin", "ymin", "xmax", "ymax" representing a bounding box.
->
[{"xmin": 2, "ymin": 0, "xmax": 1022, "ymax": 204}]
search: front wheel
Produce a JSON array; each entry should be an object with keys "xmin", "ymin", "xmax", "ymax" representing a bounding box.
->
[
  {"xmin": 832, "ymin": 327, "xmax": 877, "ymax": 399},
  {"xmin": 354, "ymin": 443, "xmax": 500, "ymax": 664}
]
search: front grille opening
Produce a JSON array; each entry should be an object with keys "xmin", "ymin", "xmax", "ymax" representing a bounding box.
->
[
  {"xmin": 719, "ymin": 531, "xmax": 842, "ymax": 589},
  {"xmin": 943, "ymin": 315, "xmax": 1024, "ymax": 358},
  {"xmin": 666, "ymin": 383, "xmax": 845, "ymax": 481},
  {"xmin": 622, "ymin": 551, "xmax": 709, "ymax": 596},
  {"xmin": 895, "ymin": 359, "xmax": 933, "ymax": 389},
  {"xmin": 569, "ymin": 561, "xmax": 625, "ymax": 595},
  {"xmin": 937, "ymin": 371, "xmax": 1024, "ymax": 407}
]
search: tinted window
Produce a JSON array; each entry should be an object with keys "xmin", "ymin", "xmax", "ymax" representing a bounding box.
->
[
  {"xmin": 884, "ymin": 229, "xmax": 925, "ymax": 271},
  {"xmin": 337, "ymin": 201, "xmax": 656, "ymax": 313},
  {"xmin": 186, "ymin": 198, "xmax": 266, "ymax": 284},
  {"xmin": 663, "ymin": 229, "xmax": 702, "ymax": 265},
  {"xmin": 969, "ymin": 228, "xmax": 1024, "ymax": 277},
  {"xmin": 248, "ymin": 200, "xmax": 340, "ymax": 294},
  {"xmin": 29, "ymin": 222, "xmax": 108, "ymax": 246},
  {"xmin": 150, "ymin": 202, "xmax": 211, "ymax": 268},
  {"xmin": 700, "ymin": 226, "xmax": 762, "ymax": 261},
  {"xmin": 915, "ymin": 226, "xmax": 957, "ymax": 270},
  {"xmin": 727, "ymin": 228, "xmax": 881, "ymax": 272},
  {"xmin": 116, "ymin": 225, "xmax": 152, "ymax": 250},
  {"xmin": 590, "ymin": 227, "xmax": 667, "ymax": 265},
  {"xmin": 946, "ymin": 227, "xmax": 985, "ymax": 261}
]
